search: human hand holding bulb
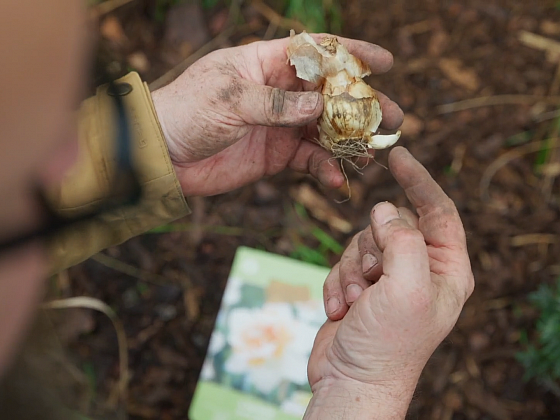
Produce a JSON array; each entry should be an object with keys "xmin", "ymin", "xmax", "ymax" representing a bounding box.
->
[{"xmin": 151, "ymin": 33, "xmax": 403, "ymax": 197}]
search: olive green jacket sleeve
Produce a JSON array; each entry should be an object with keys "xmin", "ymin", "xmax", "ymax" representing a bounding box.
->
[{"xmin": 46, "ymin": 72, "xmax": 190, "ymax": 274}]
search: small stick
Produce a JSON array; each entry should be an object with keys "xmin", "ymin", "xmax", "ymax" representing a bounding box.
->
[
  {"xmin": 437, "ymin": 95, "xmax": 560, "ymax": 114},
  {"xmin": 480, "ymin": 138, "xmax": 560, "ymax": 201},
  {"xmin": 92, "ymin": 252, "xmax": 175, "ymax": 287},
  {"xmin": 149, "ymin": 26, "xmax": 236, "ymax": 91},
  {"xmin": 250, "ymin": 0, "xmax": 306, "ymax": 33}
]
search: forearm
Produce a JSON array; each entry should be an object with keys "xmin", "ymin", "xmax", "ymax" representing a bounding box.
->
[{"xmin": 303, "ymin": 378, "xmax": 415, "ymax": 420}]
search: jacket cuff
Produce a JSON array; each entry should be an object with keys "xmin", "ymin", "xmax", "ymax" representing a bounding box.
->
[{"xmin": 47, "ymin": 72, "xmax": 190, "ymax": 273}]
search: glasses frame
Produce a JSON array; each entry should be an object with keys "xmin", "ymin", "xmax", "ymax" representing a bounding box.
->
[{"xmin": 0, "ymin": 82, "xmax": 142, "ymax": 253}]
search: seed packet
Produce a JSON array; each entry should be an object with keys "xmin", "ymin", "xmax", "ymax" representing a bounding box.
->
[{"xmin": 189, "ymin": 247, "xmax": 329, "ymax": 420}]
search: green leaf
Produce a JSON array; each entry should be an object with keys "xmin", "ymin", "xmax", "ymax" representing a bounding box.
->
[
  {"xmin": 291, "ymin": 245, "xmax": 330, "ymax": 267},
  {"xmin": 311, "ymin": 228, "xmax": 344, "ymax": 254},
  {"xmin": 517, "ymin": 277, "xmax": 560, "ymax": 383}
]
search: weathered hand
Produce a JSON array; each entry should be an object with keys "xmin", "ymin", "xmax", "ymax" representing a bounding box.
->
[
  {"xmin": 304, "ymin": 147, "xmax": 474, "ymax": 419},
  {"xmin": 151, "ymin": 35, "xmax": 403, "ymax": 197}
]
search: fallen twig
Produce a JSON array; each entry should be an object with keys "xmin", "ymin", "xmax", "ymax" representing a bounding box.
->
[
  {"xmin": 150, "ymin": 0, "xmax": 259, "ymax": 91},
  {"xmin": 42, "ymin": 297, "xmax": 129, "ymax": 408},
  {"xmin": 518, "ymin": 30, "xmax": 560, "ymax": 62},
  {"xmin": 149, "ymin": 26, "xmax": 236, "ymax": 91},
  {"xmin": 480, "ymin": 138, "xmax": 560, "ymax": 201},
  {"xmin": 251, "ymin": 0, "xmax": 306, "ymax": 33},
  {"xmin": 437, "ymin": 95, "xmax": 560, "ymax": 114},
  {"xmin": 92, "ymin": 253, "xmax": 175, "ymax": 287},
  {"xmin": 511, "ymin": 234, "xmax": 558, "ymax": 247}
]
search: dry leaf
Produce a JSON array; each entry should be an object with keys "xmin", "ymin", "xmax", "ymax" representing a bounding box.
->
[
  {"xmin": 541, "ymin": 162, "xmax": 560, "ymax": 177},
  {"xmin": 428, "ymin": 29, "xmax": 449, "ymax": 57},
  {"xmin": 291, "ymin": 184, "xmax": 352, "ymax": 233},
  {"xmin": 518, "ymin": 30, "xmax": 560, "ymax": 63},
  {"xmin": 438, "ymin": 58, "xmax": 481, "ymax": 91},
  {"xmin": 540, "ymin": 20, "xmax": 560, "ymax": 37},
  {"xmin": 464, "ymin": 380, "xmax": 512, "ymax": 420}
]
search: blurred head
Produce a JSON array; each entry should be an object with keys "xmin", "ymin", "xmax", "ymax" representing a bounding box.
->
[{"xmin": 0, "ymin": 1, "xmax": 88, "ymax": 374}]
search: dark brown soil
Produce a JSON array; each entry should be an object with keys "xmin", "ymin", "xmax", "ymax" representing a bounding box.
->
[{"xmin": 56, "ymin": 0, "xmax": 560, "ymax": 418}]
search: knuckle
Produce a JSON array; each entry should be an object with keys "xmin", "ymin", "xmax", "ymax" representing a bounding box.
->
[
  {"xmin": 388, "ymin": 224, "xmax": 423, "ymax": 245},
  {"xmin": 307, "ymin": 152, "xmax": 322, "ymax": 176},
  {"xmin": 338, "ymin": 260, "xmax": 353, "ymax": 287},
  {"xmin": 432, "ymin": 204, "xmax": 467, "ymax": 240}
]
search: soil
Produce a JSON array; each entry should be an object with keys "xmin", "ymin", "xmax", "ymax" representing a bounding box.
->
[{"xmin": 54, "ymin": 0, "xmax": 560, "ymax": 419}]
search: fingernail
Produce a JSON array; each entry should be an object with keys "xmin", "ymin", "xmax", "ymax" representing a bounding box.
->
[
  {"xmin": 362, "ymin": 253, "xmax": 378, "ymax": 274},
  {"xmin": 372, "ymin": 202, "xmax": 399, "ymax": 225},
  {"xmin": 326, "ymin": 297, "xmax": 340, "ymax": 314},
  {"xmin": 346, "ymin": 284, "xmax": 364, "ymax": 303},
  {"xmin": 297, "ymin": 92, "xmax": 321, "ymax": 115}
]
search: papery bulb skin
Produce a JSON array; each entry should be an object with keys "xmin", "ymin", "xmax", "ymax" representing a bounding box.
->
[{"xmin": 287, "ymin": 31, "xmax": 401, "ymax": 157}]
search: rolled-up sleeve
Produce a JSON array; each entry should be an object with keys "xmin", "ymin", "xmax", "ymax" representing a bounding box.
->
[{"xmin": 46, "ymin": 72, "xmax": 190, "ymax": 274}]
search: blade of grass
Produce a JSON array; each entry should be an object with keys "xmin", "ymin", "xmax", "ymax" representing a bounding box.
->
[{"xmin": 42, "ymin": 297, "xmax": 128, "ymax": 409}]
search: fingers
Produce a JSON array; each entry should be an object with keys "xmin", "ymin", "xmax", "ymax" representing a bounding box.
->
[
  {"xmin": 397, "ymin": 207, "xmax": 419, "ymax": 229},
  {"xmin": 388, "ymin": 147, "xmax": 467, "ymax": 250},
  {"xmin": 357, "ymin": 226, "xmax": 383, "ymax": 282},
  {"xmin": 239, "ymin": 82, "xmax": 323, "ymax": 127},
  {"xmin": 358, "ymin": 206, "xmax": 417, "ymax": 282},
  {"xmin": 323, "ymin": 263, "xmax": 349, "ymax": 321},
  {"xmin": 258, "ymin": 34, "xmax": 394, "ymax": 77},
  {"xmin": 370, "ymin": 202, "xmax": 431, "ymax": 292},
  {"xmin": 377, "ymin": 91, "xmax": 404, "ymax": 130},
  {"xmin": 338, "ymin": 234, "xmax": 373, "ymax": 305},
  {"xmin": 288, "ymin": 140, "xmax": 345, "ymax": 188},
  {"xmin": 309, "ymin": 34, "xmax": 394, "ymax": 75}
]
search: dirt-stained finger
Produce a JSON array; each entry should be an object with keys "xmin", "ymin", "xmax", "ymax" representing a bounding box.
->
[
  {"xmin": 388, "ymin": 147, "xmax": 466, "ymax": 249},
  {"xmin": 323, "ymin": 263, "xmax": 349, "ymax": 321},
  {"xmin": 339, "ymin": 234, "xmax": 371, "ymax": 306},
  {"xmin": 358, "ymin": 226, "xmax": 384, "ymax": 282},
  {"xmin": 288, "ymin": 140, "xmax": 345, "ymax": 189},
  {"xmin": 397, "ymin": 207, "xmax": 419, "ymax": 230}
]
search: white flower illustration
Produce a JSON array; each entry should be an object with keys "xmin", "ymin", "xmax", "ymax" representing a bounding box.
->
[{"xmin": 224, "ymin": 302, "xmax": 316, "ymax": 395}]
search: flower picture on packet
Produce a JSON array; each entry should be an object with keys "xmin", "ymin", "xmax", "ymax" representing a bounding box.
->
[{"xmin": 189, "ymin": 247, "xmax": 329, "ymax": 420}]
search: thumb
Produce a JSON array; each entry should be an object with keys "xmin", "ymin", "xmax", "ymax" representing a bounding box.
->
[
  {"xmin": 370, "ymin": 202, "xmax": 430, "ymax": 293},
  {"xmin": 239, "ymin": 83, "xmax": 323, "ymax": 127}
]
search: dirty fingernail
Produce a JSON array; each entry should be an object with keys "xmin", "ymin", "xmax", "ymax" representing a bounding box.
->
[
  {"xmin": 326, "ymin": 297, "xmax": 340, "ymax": 315},
  {"xmin": 298, "ymin": 92, "xmax": 321, "ymax": 115},
  {"xmin": 362, "ymin": 253, "xmax": 378, "ymax": 274},
  {"xmin": 372, "ymin": 201, "xmax": 399, "ymax": 225},
  {"xmin": 346, "ymin": 284, "xmax": 364, "ymax": 303}
]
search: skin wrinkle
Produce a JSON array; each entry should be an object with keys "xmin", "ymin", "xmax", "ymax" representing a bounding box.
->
[
  {"xmin": 176, "ymin": 108, "xmax": 241, "ymax": 162},
  {"xmin": 307, "ymin": 151, "xmax": 322, "ymax": 180},
  {"xmin": 330, "ymin": 294, "xmax": 423, "ymax": 384}
]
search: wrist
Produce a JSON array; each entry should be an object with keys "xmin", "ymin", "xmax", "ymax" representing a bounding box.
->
[
  {"xmin": 303, "ymin": 377, "xmax": 416, "ymax": 420},
  {"xmin": 151, "ymin": 88, "xmax": 175, "ymax": 161}
]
